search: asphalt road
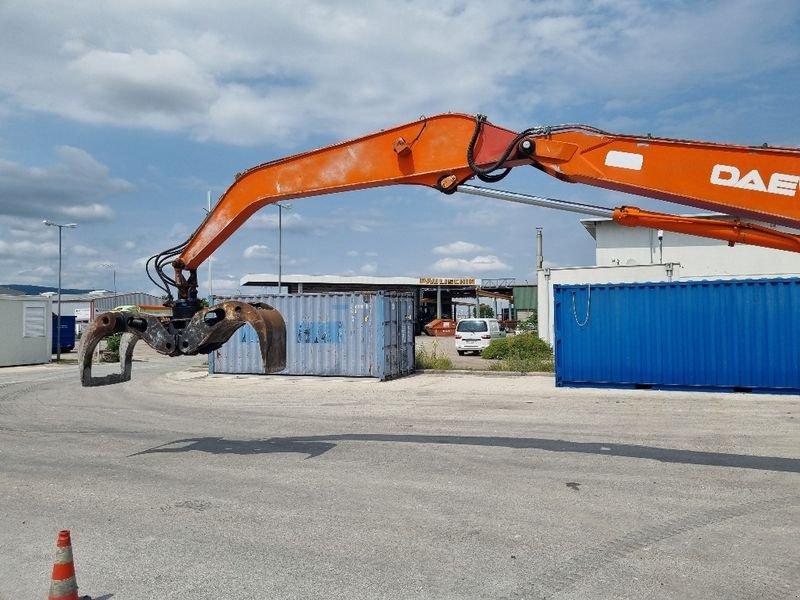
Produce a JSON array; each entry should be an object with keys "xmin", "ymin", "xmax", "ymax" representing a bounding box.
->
[{"xmin": 1, "ymin": 352, "xmax": 798, "ymax": 599}]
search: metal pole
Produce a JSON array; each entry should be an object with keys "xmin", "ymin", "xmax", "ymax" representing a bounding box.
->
[
  {"xmin": 43, "ymin": 220, "xmax": 77, "ymax": 362},
  {"xmin": 536, "ymin": 227, "xmax": 544, "ymax": 270},
  {"xmin": 207, "ymin": 191, "xmax": 213, "ymax": 299},
  {"xmin": 56, "ymin": 226, "xmax": 62, "ymax": 362},
  {"xmin": 278, "ymin": 205, "xmax": 282, "ymax": 295},
  {"xmin": 457, "ymin": 184, "xmax": 615, "ymax": 219}
]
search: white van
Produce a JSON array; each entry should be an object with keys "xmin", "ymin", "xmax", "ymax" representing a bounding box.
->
[{"xmin": 454, "ymin": 318, "xmax": 506, "ymax": 355}]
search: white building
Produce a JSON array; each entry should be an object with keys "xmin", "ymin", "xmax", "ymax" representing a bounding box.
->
[{"xmin": 538, "ymin": 215, "xmax": 800, "ymax": 345}]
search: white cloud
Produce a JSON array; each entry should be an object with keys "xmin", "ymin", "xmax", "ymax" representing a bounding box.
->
[
  {"xmin": 360, "ymin": 262, "xmax": 378, "ymax": 274},
  {"xmin": 61, "ymin": 203, "xmax": 115, "ymax": 220},
  {"xmin": 11, "ymin": 265, "xmax": 56, "ymax": 284},
  {"xmin": 243, "ymin": 244, "xmax": 272, "ymax": 259},
  {"xmin": 71, "ymin": 244, "xmax": 99, "ymax": 257},
  {"xmin": 210, "ymin": 276, "xmax": 243, "ymax": 295},
  {"xmin": 432, "ymin": 241, "xmax": 489, "ymax": 255},
  {"xmin": 430, "ymin": 255, "xmax": 512, "ymax": 274},
  {"xmin": 246, "ymin": 211, "xmax": 313, "ymax": 233},
  {"xmin": 0, "ymin": 146, "xmax": 130, "ymax": 221},
  {"xmin": 0, "ymin": 2, "xmax": 794, "ymax": 146},
  {"xmin": 0, "ymin": 239, "xmax": 59, "ymax": 259}
]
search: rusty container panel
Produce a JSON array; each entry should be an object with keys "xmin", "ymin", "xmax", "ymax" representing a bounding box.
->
[
  {"xmin": 209, "ymin": 292, "xmax": 415, "ymax": 380},
  {"xmin": 554, "ymin": 278, "xmax": 800, "ymax": 393}
]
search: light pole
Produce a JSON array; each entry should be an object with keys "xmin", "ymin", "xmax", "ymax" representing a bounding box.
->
[
  {"xmin": 276, "ymin": 202, "xmax": 292, "ymax": 294},
  {"xmin": 43, "ymin": 220, "xmax": 78, "ymax": 361},
  {"xmin": 100, "ymin": 262, "xmax": 117, "ymax": 298}
]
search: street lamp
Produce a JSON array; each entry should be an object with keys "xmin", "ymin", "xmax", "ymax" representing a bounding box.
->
[
  {"xmin": 275, "ymin": 202, "xmax": 292, "ymax": 295},
  {"xmin": 100, "ymin": 262, "xmax": 117, "ymax": 298},
  {"xmin": 43, "ymin": 220, "xmax": 78, "ymax": 362}
]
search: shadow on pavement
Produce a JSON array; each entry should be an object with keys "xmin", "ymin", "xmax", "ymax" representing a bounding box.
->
[{"xmin": 130, "ymin": 433, "xmax": 800, "ymax": 473}]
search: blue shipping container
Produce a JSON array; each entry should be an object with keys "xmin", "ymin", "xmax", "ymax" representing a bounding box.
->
[
  {"xmin": 209, "ymin": 292, "xmax": 415, "ymax": 380},
  {"xmin": 554, "ymin": 278, "xmax": 800, "ymax": 393},
  {"xmin": 52, "ymin": 315, "xmax": 76, "ymax": 352}
]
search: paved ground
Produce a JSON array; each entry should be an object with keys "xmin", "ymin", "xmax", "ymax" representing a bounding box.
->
[{"xmin": 0, "ymin": 350, "xmax": 798, "ymax": 599}]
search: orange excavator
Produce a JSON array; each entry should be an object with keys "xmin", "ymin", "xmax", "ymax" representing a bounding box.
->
[{"xmin": 78, "ymin": 113, "xmax": 800, "ymax": 386}]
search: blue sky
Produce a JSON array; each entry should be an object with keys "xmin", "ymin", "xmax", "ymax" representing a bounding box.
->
[{"xmin": 0, "ymin": 0, "xmax": 798, "ymax": 296}]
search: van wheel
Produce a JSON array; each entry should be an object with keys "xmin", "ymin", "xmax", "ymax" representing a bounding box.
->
[{"xmin": 457, "ymin": 351, "xmax": 465, "ymax": 356}]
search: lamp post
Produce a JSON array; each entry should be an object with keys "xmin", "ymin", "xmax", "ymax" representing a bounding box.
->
[
  {"xmin": 43, "ymin": 220, "xmax": 78, "ymax": 361},
  {"xmin": 100, "ymin": 262, "xmax": 117, "ymax": 298},
  {"xmin": 275, "ymin": 202, "xmax": 292, "ymax": 294}
]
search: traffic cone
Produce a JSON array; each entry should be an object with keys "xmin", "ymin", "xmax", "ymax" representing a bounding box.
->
[{"xmin": 47, "ymin": 530, "xmax": 91, "ymax": 600}]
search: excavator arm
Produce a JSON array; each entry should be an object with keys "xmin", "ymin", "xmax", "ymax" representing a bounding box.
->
[{"xmin": 79, "ymin": 113, "xmax": 800, "ymax": 386}]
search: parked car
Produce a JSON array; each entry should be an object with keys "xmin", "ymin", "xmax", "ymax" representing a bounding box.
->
[{"xmin": 454, "ymin": 318, "xmax": 506, "ymax": 355}]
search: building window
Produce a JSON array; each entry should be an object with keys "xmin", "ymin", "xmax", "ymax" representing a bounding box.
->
[{"xmin": 23, "ymin": 304, "xmax": 46, "ymax": 337}]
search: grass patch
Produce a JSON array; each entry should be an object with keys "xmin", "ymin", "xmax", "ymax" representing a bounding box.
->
[
  {"xmin": 415, "ymin": 340, "xmax": 453, "ymax": 370},
  {"xmin": 482, "ymin": 333, "xmax": 554, "ymax": 373},
  {"xmin": 101, "ymin": 334, "xmax": 122, "ymax": 362}
]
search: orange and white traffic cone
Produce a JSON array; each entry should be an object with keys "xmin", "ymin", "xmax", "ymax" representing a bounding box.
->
[{"xmin": 47, "ymin": 530, "xmax": 91, "ymax": 600}]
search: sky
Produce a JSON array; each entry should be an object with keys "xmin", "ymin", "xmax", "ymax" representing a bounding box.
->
[{"xmin": 0, "ymin": 0, "xmax": 798, "ymax": 297}]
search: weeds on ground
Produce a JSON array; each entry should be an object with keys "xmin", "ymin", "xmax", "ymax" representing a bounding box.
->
[
  {"xmin": 482, "ymin": 333, "xmax": 554, "ymax": 373},
  {"xmin": 415, "ymin": 339, "xmax": 454, "ymax": 370},
  {"xmin": 102, "ymin": 334, "xmax": 122, "ymax": 363}
]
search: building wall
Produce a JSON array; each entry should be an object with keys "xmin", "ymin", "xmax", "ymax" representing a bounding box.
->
[
  {"xmin": 538, "ymin": 264, "xmax": 675, "ymax": 346},
  {"xmin": 594, "ymin": 219, "xmax": 800, "ymax": 278},
  {"xmin": 512, "ymin": 285, "xmax": 537, "ymax": 320},
  {"xmin": 536, "ymin": 219, "xmax": 800, "ymax": 347},
  {"xmin": 0, "ymin": 296, "xmax": 52, "ymax": 366}
]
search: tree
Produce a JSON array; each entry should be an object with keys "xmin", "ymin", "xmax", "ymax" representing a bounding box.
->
[{"xmin": 478, "ymin": 303, "xmax": 495, "ymax": 318}]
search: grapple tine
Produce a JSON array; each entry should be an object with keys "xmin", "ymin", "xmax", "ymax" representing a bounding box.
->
[
  {"xmin": 78, "ymin": 311, "xmax": 176, "ymax": 387},
  {"xmin": 252, "ymin": 303, "xmax": 287, "ymax": 373},
  {"xmin": 179, "ymin": 301, "xmax": 286, "ymax": 373}
]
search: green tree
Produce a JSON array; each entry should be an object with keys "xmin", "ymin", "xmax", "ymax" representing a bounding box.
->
[{"xmin": 478, "ymin": 303, "xmax": 495, "ymax": 318}]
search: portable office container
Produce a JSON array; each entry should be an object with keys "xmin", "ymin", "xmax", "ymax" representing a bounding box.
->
[
  {"xmin": 209, "ymin": 292, "xmax": 415, "ymax": 380},
  {"xmin": 0, "ymin": 295, "xmax": 52, "ymax": 366},
  {"xmin": 554, "ymin": 278, "xmax": 800, "ymax": 393}
]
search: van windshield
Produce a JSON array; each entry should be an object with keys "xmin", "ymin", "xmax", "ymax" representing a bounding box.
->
[{"xmin": 457, "ymin": 320, "xmax": 488, "ymax": 333}]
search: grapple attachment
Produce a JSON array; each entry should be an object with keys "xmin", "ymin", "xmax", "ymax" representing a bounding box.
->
[{"xmin": 78, "ymin": 301, "xmax": 286, "ymax": 387}]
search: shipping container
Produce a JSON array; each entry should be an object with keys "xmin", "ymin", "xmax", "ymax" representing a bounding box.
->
[
  {"xmin": 52, "ymin": 315, "xmax": 76, "ymax": 352},
  {"xmin": 209, "ymin": 292, "xmax": 415, "ymax": 380},
  {"xmin": 554, "ymin": 278, "xmax": 800, "ymax": 393},
  {"xmin": 0, "ymin": 295, "xmax": 52, "ymax": 366}
]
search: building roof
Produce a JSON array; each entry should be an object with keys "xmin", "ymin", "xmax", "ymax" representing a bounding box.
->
[{"xmin": 241, "ymin": 273, "xmax": 490, "ymax": 288}]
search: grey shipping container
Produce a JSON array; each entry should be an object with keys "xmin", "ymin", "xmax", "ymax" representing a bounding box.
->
[
  {"xmin": 209, "ymin": 292, "xmax": 415, "ymax": 380},
  {"xmin": 554, "ymin": 278, "xmax": 800, "ymax": 393}
]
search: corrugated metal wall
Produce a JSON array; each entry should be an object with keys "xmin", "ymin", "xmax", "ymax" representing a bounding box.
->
[
  {"xmin": 512, "ymin": 286, "xmax": 538, "ymax": 311},
  {"xmin": 554, "ymin": 278, "xmax": 800, "ymax": 393},
  {"xmin": 210, "ymin": 292, "xmax": 415, "ymax": 380},
  {"xmin": 92, "ymin": 293, "xmax": 165, "ymax": 316}
]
